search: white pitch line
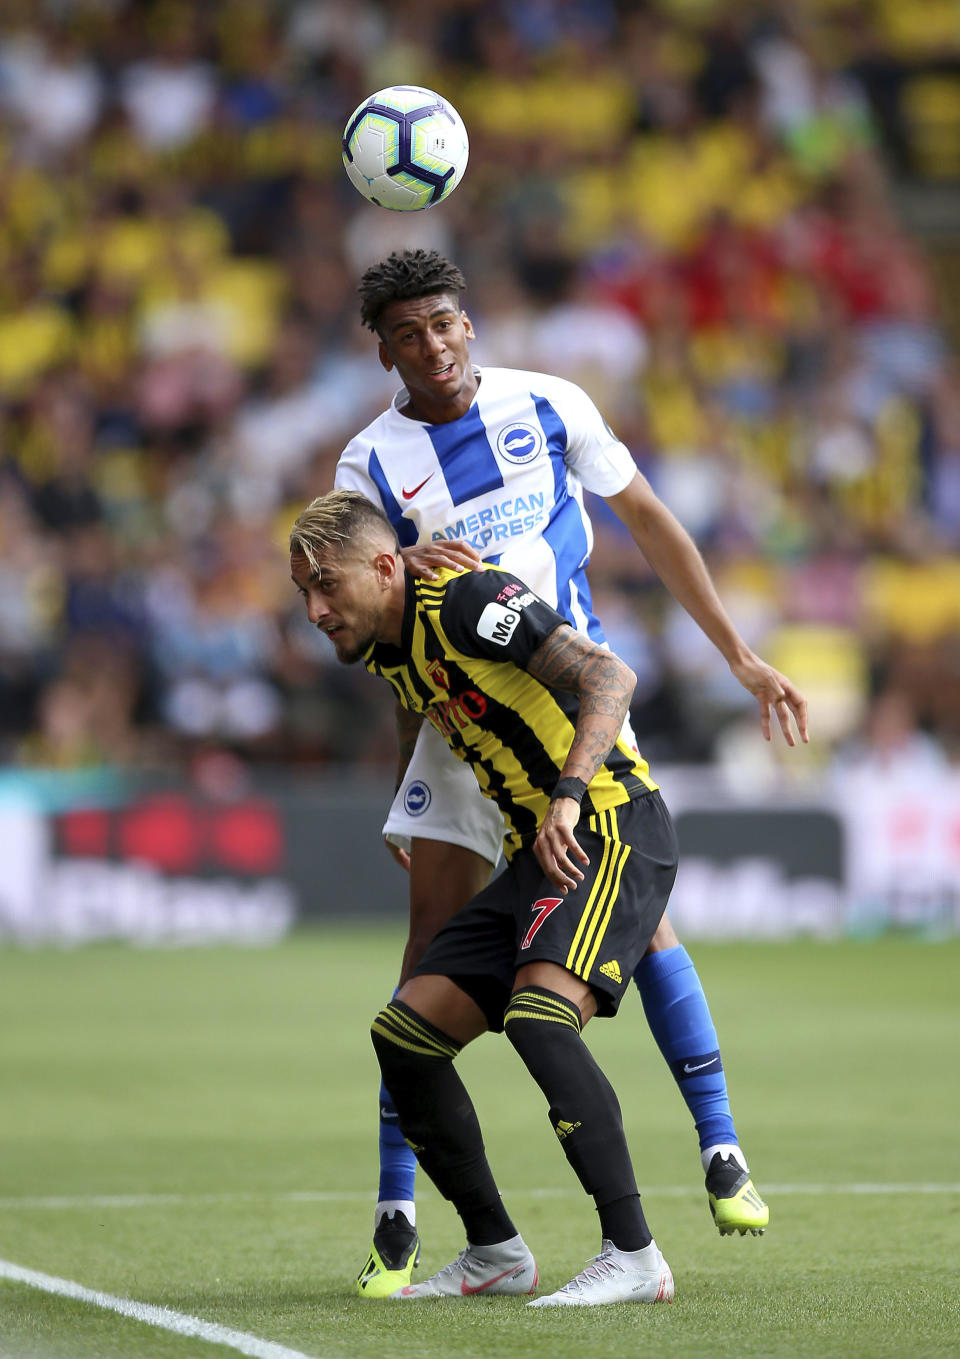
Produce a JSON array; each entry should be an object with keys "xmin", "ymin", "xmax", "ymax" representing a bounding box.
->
[
  {"xmin": 0, "ymin": 1183, "xmax": 958, "ymax": 1212},
  {"xmin": 0, "ymin": 1191, "xmax": 376, "ymax": 1211},
  {"xmin": 0, "ymin": 1259, "xmax": 320, "ymax": 1359}
]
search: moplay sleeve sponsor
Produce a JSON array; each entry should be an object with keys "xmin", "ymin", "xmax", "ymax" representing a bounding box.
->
[{"xmin": 440, "ymin": 570, "xmax": 566, "ymax": 664}]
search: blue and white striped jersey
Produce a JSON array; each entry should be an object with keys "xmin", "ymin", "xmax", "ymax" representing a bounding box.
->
[{"xmin": 334, "ymin": 366, "xmax": 636, "ymax": 642}]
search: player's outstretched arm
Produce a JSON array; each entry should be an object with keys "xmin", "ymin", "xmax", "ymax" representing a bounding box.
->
[
  {"xmin": 525, "ymin": 626, "xmax": 637, "ymax": 893},
  {"xmin": 726, "ymin": 653, "xmax": 808, "ymax": 747},
  {"xmin": 605, "ymin": 471, "xmax": 809, "ymax": 745},
  {"xmin": 400, "ymin": 539, "xmax": 483, "ymax": 581}
]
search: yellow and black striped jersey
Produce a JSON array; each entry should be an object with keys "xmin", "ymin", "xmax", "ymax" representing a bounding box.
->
[{"xmin": 365, "ymin": 566, "xmax": 658, "ymax": 861}]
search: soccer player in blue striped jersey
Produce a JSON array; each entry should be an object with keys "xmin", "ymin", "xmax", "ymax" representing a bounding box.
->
[{"xmin": 334, "ymin": 250, "xmax": 808, "ymax": 1296}]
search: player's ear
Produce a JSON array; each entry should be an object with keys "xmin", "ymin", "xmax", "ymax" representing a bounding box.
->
[
  {"xmin": 461, "ymin": 311, "xmax": 475, "ymax": 340},
  {"xmin": 374, "ymin": 549, "xmax": 398, "ymax": 587},
  {"xmin": 378, "ymin": 340, "xmax": 394, "ymax": 372}
]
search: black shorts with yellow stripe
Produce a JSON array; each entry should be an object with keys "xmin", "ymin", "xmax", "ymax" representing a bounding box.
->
[{"xmin": 411, "ymin": 790, "xmax": 679, "ymax": 1031}]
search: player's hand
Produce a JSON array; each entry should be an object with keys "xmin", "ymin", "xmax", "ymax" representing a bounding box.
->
[
  {"xmin": 534, "ymin": 798, "xmax": 590, "ymax": 893},
  {"xmin": 400, "ymin": 540, "xmax": 483, "ymax": 580},
  {"xmin": 383, "ymin": 837, "xmax": 411, "ymax": 872},
  {"xmin": 729, "ymin": 651, "xmax": 809, "ymax": 747}
]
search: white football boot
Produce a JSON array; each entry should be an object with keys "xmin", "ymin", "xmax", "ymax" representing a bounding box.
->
[
  {"xmin": 391, "ymin": 1233, "xmax": 538, "ymax": 1299},
  {"xmin": 527, "ymin": 1239, "xmax": 673, "ymax": 1307}
]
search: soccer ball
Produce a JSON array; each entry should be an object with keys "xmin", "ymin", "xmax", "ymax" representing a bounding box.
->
[{"xmin": 341, "ymin": 85, "xmax": 469, "ymax": 211}]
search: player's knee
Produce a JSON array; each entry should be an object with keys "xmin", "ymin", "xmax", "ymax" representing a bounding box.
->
[
  {"xmin": 504, "ymin": 987, "xmax": 585, "ymax": 1111},
  {"xmin": 503, "ymin": 986, "xmax": 583, "ymax": 1059},
  {"xmin": 504, "ymin": 987, "xmax": 629, "ymax": 1201},
  {"xmin": 370, "ymin": 1007, "xmax": 404, "ymax": 1085},
  {"xmin": 371, "ymin": 999, "xmax": 460, "ymax": 1084}
]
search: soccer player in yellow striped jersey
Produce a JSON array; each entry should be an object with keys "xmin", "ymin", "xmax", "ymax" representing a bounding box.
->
[
  {"xmin": 290, "ymin": 489, "xmax": 680, "ymax": 1306},
  {"xmin": 367, "ymin": 563, "xmax": 658, "ymax": 864}
]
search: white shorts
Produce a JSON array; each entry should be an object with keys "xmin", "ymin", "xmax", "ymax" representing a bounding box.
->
[
  {"xmin": 383, "ymin": 721, "xmax": 504, "ymax": 866},
  {"xmin": 383, "ymin": 712, "xmax": 642, "ymax": 869}
]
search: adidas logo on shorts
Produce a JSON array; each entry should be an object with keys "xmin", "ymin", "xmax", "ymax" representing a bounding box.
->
[{"xmin": 598, "ymin": 959, "xmax": 623, "ymax": 984}]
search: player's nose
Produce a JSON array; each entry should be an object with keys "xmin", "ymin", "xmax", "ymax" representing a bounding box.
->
[{"xmin": 307, "ymin": 596, "xmax": 330, "ymax": 627}]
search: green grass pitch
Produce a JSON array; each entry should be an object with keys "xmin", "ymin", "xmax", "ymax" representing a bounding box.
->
[{"xmin": 1, "ymin": 929, "xmax": 958, "ymax": 1358}]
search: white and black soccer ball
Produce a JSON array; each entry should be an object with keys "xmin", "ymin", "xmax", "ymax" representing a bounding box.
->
[{"xmin": 341, "ymin": 85, "xmax": 469, "ymax": 211}]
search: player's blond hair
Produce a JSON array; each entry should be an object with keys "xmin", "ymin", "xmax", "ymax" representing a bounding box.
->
[{"xmin": 289, "ymin": 491, "xmax": 397, "ymax": 577}]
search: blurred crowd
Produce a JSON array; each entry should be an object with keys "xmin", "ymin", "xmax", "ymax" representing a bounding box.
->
[{"xmin": 2, "ymin": 0, "xmax": 960, "ymax": 791}]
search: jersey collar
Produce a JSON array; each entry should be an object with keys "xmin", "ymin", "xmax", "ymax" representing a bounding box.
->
[{"xmin": 391, "ymin": 366, "xmax": 483, "ymax": 425}]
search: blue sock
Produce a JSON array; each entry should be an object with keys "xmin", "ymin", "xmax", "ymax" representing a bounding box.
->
[
  {"xmin": 634, "ymin": 945, "xmax": 737, "ymax": 1153},
  {"xmin": 377, "ymin": 1075, "xmax": 418, "ymax": 1204}
]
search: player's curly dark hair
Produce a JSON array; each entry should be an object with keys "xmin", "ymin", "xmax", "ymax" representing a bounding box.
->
[{"xmin": 358, "ymin": 249, "xmax": 467, "ymax": 333}]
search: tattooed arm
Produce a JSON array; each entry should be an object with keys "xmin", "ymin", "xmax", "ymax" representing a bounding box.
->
[
  {"xmin": 525, "ymin": 625, "xmax": 637, "ymax": 893},
  {"xmin": 383, "ymin": 701, "xmax": 424, "ymax": 873}
]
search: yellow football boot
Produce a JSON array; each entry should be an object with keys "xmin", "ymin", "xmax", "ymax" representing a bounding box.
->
[
  {"xmin": 356, "ymin": 1210, "xmax": 421, "ymax": 1298},
  {"xmin": 705, "ymin": 1152, "xmax": 770, "ymax": 1236}
]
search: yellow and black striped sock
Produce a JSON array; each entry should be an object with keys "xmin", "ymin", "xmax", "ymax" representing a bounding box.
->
[
  {"xmin": 504, "ymin": 986, "xmax": 583, "ymax": 1033},
  {"xmin": 371, "ymin": 1000, "xmax": 462, "ymax": 1060},
  {"xmin": 370, "ymin": 999, "xmax": 516, "ymax": 1246},
  {"xmin": 504, "ymin": 986, "xmax": 651, "ymax": 1251}
]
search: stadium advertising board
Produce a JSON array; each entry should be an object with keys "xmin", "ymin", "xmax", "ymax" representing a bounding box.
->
[
  {"xmin": 1, "ymin": 770, "xmax": 958, "ymax": 943},
  {"xmin": 0, "ymin": 786, "xmax": 294, "ymax": 945}
]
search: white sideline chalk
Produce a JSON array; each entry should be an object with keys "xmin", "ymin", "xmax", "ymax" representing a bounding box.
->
[
  {"xmin": 0, "ymin": 1182, "xmax": 958, "ymax": 1213},
  {"xmin": 0, "ymin": 1258, "xmax": 320, "ymax": 1359}
]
